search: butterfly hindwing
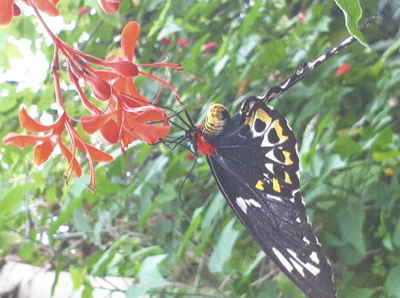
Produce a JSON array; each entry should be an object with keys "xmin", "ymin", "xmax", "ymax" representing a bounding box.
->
[{"xmin": 206, "ymin": 98, "xmax": 336, "ymax": 298}]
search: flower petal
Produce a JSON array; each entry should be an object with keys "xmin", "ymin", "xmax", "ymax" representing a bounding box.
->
[
  {"xmin": 120, "ymin": 127, "xmax": 136, "ymax": 149},
  {"xmin": 0, "ymin": 0, "xmax": 14, "ymax": 26},
  {"xmin": 178, "ymin": 37, "xmax": 188, "ymax": 47},
  {"xmin": 337, "ymin": 62, "xmax": 351, "ymax": 76},
  {"xmin": 94, "ymin": 69, "xmax": 119, "ymax": 82},
  {"xmin": 121, "ymin": 21, "xmax": 140, "ymax": 61},
  {"xmin": 81, "ymin": 74, "xmax": 112, "ymax": 101},
  {"xmin": 30, "ymin": 0, "xmax": 60, "ymax": 16},
  {"xmin": 2, "ymin": 132, "xmax": 50, "ymax": 148},
  {"xmin": 34, "ymin": 137, "xmax": 57, "ymax": 165},
  {"xmin": 19, "ymin": 107, "xmax": 56, "ymax": 132},
  {"xmin": 97, "ymin": 0, "xmax": 119, "ymax": 14},
  {"xmin": 106, "ymin": 60, "xmax": 138, "ymax": 77},
  {"xmin": 97, "ymin": 120, "xmax": 119, "ymax": 145},
  {"xmin": 59, "ymin": 140, "xmax": 82, "ymax": 178},
  {"xmin": 124, "ymin": 105, "xmax": 167, "ymax": 123},
  {"xmin": 78, "ymin": 7, "xmax": 90, "ymax": 15},
  {"xmin": 13, "ymin": 3, "xmax": 21, "ymax": 17},
  {"xmin": 201, "ymin": 42, "xmax": 218, "ymax": 51},
  {"xmin": 126, "ymin": 120, "xmax": 170, "ymax": 144},
  {"xmin": 81, "ymin": 111, "xmax": 116, "ymax": 134},
  {"xmin": 86, "ymin": 144, "xmax": 113, "ymax": 162}
]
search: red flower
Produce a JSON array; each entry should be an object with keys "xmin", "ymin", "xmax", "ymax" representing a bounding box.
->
[
  {"xmin": 178, "ymin": 37, "xmax": 188, "ymax": 47},
  {"xmin": 161, "ymin": 37, "xmax": 171, "ymax": 45},
  {"xmin": 97, "ymin": 0, "xmax": 122, "ymax": 14},
  {"xmin": 336, "ymin": 62, "xmax": 351, "ymax": 76},
  {"xmin": 78, "ymin": 7, "xmax": 90, "ymax": 15},
  {"xmin": 201, "ymin": 42, "xmax": 218, "ymax": 51},
  {"xmin": 160, "ymin": 213, "xmax": 173, "ymax": 221},
  {"xmin": 297, "ymin": 9, "xmax": 306, "ymax": 23}
]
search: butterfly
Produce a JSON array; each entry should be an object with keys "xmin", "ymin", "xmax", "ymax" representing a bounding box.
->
[{"xmin": 162, "ymin": 16, "xmax": 375, "ymax": 298}]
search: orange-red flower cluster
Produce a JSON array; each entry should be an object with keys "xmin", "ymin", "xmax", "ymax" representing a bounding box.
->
[
  {"xmin": 2, "ymin": 6, "xmax": 182, "ymax": 190},
  {"xmin": 0, "ymin": 0, "xmax": 123, "ymax": 26},
  {"xmin": 1, "ymin": 0, "xmax": 59, "ymax": 26}
]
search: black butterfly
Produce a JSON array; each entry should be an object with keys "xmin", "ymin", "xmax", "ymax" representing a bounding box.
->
[{"xmin": 162, "ymin": 16, "xmax": 374, "ymax": 298}]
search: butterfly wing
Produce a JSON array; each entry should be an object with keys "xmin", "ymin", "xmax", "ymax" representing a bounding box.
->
[{"xmin": 206, "ymin": 99, "xmax": 336, "ymax": 298}]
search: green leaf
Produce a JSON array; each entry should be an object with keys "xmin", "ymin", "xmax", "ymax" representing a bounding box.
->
[
  {"xmin": 332, "ymin": 136, "xmax": 362, "ymax": 158},
  {"xmin": 69, "ymin": 268, "xmax": 85, "ymax": 291},
  {"xmin": 334, "ymin": 0, "xmax": 368, "ymax": 47},
  {"xmin": 338, "ymin": 206, "xmax": 365, "ymax": 257},
  {"xmin": 73, "ymin": 209, "xmax": 93, "ymax": 234},
  {"xmin": 208, "ymin": 218, "xmax": 240, "ymax": 273},
  {"xmin": 90, "ymin": 236, "xmax": 126, "ymax": 276},
  {"xmin": 18, "ymin": 241, "xmax": 35, "ymax": 261},
  {"xmin": 393, "ymin": 219, "xmax": 400, "ymax": 247},
  {"xmin": 258, "ymin": 39, "xmax": 286, "ymax": 69},
  {"xmin": 372, "ymin": 148, "xmax": 398, "ymax": 162},
  {"xmin": 243, "ymin": 251, "xmax": 265, "ymax": 277},
  {"xmin": 0, "ymin": 183, "xmax": 35, "ymax": 217},
  {"xmin": 138, "ymin": 254, "xmax": 169, "ymax": 287},
  {"xmin": 177, "ymin": 207, "xmax": 203, "ymax": 260},
  {"xmin": 386, "ymin": 266, "xmax": 400, "ymax": 298},
  {"xmin": 238, "ymin": 0, "xmax": 262, "ymax": 38}
]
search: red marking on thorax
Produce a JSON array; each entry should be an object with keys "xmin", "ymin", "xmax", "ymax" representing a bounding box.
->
[{"xmin": 195, "ymin": 126, "xmax": 217, "ymax": 156}]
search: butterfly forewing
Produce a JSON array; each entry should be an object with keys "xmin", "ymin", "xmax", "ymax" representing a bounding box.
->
[{"xmin": 206, "ymin": 98, "xmax": 336, "ymax": 298}]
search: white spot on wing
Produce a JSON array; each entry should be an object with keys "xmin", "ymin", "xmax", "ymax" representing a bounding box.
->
[
  {"xmin": 272, "ymin": 247, "xmax": 293, "ymax": 273},
  {"xmin": 236, "ymin": 197, "xmax": 247, "ymax": 214},
  {"xmin": 265, "ymin": 162, "xmax": 274, "ymax": 174},
  {"xmin": 248, "ymin": 199, "xmax": 261, "ymax": 208},
  {"xmin": 310, "ymin": 252, "xmax": 320, "ymax": 264},
  {"xmin": 290, "ymin": 257, "xmax": 305, "ymax": 277},
  {"xmin": 287, "ymin": 249, "xmax": 321, "ymax": 276},
  {"xmin": 267, "ymin": 194, "xmax": 283, "ymax": 202},
  {"xmin": 303, "ymin": 236, "xmax": 310, "ymax": 245}
]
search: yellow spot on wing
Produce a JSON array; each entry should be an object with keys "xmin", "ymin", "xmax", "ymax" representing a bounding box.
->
[
  {"xmin": 244, "ymin": 114, "xmax": 254, "ymax": 126},
  {"xmin": 255, "ymin": 180, "xmax": 264, "ymax": 191},
  {"xmin": 274, "ymin": 120, "xmax": 289, "ymax": 141},
  {"xmin": 256, "ymin": 109, "xmax": 272, "ymax": 124},
  {"xmin": 273, "ymin": 178, "xmax": 281, "ymax": 193},
  {"xmin": 283, "ymin": 151, "xmax": 293, "ymax": 165},
  {"xmin": 285, "ymin": 172, "xmax": 292, "ymax": 184}
]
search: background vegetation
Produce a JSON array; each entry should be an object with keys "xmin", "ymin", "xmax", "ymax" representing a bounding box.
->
[{"xmin": 1, "ymin": 0, "xmax": 399, "ymax": 297}]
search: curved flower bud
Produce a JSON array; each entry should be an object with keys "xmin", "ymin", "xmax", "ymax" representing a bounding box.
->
[
  {"xmin": 97, "ymin": 0, "xmax": 120, "ymax": 14},
  {"xmin": 121, "ymin": 21, "xmax": 140, "ymax": 61}
]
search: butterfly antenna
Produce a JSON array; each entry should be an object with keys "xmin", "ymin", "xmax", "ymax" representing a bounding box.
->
[
  {"xmin": 260, "ymin": 14, "xmax": 377, "ymax": 104},
  {"xmin": 178, "ymin": 153, "xmax": 199, "ymax": 204}
]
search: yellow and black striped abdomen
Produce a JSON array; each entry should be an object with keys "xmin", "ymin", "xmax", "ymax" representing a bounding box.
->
[{"xmin": 200, "ymin": 103, "xmax": 230, "ymax": 141}]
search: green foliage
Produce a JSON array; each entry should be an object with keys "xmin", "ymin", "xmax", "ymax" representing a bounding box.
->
[{"xmin": 0, "ymin": 0, "xmax": 399, "ymax": 297}]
